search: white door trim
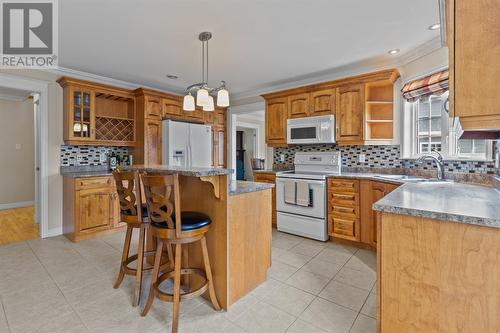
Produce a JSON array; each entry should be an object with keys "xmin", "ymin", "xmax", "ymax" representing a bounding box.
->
[{"xmin": 0, "ymin": 73, "xmax": 50, "ymax": 238}]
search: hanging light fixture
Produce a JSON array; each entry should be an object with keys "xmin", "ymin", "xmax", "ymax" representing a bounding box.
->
[{"xmin": 183, "ymin": 32, "xmax": 230, "ymax": 112}]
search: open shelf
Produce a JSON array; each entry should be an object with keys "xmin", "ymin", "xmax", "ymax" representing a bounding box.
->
[
  {"xmin": 94, "ymin": 90, "xmax": 136, "ymax": 143},
  {"xmin": 365, "ymin": 80, "xmax": 394, "ymax": 142}
]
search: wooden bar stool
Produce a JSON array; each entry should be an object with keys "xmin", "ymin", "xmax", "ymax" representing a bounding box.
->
[
  {"xmin": 140, "ymin": 173, "xmax": 220, "ymax": 333},
  {"xmin": 112, "ymin": 169, "xmax": 171, "ymax": 306}
]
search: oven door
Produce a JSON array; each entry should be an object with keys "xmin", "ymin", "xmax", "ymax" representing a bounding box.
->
[
  {"xmin": 287, "ymin": 124, "xmax": 320, "ymax": 144},
  {"xmin": 276, "ymin": 178, "xmax": 325, "ymax": 219}
]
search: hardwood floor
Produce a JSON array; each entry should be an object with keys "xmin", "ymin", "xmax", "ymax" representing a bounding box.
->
[{"xmin": 0, "ymin": 206, "xmax": 39, "ymax": 244}]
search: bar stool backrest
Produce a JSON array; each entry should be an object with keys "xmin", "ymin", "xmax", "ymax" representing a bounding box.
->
[
  {"xmin": 113, "ymin": 169, "xmax": 142, "ymax": 222},
  {"xmin": 141, "ymin": 173, "xmax": 182, "ymax": 238}
]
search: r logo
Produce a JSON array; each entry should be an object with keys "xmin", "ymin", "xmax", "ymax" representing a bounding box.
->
[{"xmin": 2, "ymin": 2, "xmax": 53, "ymax": 54}]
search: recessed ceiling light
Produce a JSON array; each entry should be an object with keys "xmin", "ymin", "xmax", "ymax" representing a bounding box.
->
[
  {"xmin": 428, "ymin": 23, "xmax": 441, "ymax": 30},
  {"xmin": 388, "ymin": 49, "xmax": 400, "ymax": 55},
  {"xmin": 166, "ymin": 74, "xmax": 178, "ymax": 79}
]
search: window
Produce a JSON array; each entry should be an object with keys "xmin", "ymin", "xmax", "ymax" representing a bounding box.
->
[{"xmin": 409, "ymin": 91, "xmax": 492, "ymax": 160}]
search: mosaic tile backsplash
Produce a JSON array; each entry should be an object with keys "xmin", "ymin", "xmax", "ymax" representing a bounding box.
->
[
  {"xmin": 274, "ymin": 144, "xmax": 499, "ymax": 175},
  {"xmin": 60, "ymin": 145, "xmax": 129, "ymax": 167}
]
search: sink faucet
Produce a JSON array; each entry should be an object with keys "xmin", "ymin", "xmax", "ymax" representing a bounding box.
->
[{"xmin": 416, "ymin": 150, "xmax": 446, "ymax": 180}]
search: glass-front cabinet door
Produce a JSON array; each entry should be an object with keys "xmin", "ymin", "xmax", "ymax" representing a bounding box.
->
[{"xmin": 69, "ymin": 86, "xmax": 95, "ymax": 140}]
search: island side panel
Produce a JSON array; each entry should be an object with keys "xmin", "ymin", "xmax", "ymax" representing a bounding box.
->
[
  {"xmin": 228, "ymin": 189, "xmax": 272, "ymax": 306},
  {"xmin": 378, "ymin": 212, "xmax": 500, "ymax": 332},
  {"xmin": 179, "ymin": 175, "xmax": 229, "ymax": 310}
]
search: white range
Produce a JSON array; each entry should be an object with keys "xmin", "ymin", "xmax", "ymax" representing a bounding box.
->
[{"xmin": 276, "ymin": 152, "xmax": 341, "ymax": 241}]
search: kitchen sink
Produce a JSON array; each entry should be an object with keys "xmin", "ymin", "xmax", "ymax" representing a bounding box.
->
[{"xmin": 373, "ymin": 175, "xmax": 427, "ymax": 181}]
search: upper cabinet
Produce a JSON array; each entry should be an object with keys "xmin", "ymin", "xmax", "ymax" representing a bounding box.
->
[
  {"xmin": 265, "ymin": 97, "xmax": 288, "ymax": 146},
  {"xmin": 58, "ymin": 77, "xmax": 136, "ymax": 146},
  {"xmin": 336, "ymin": 84, "xmax": 365, "ymax": 145},
  {"xmin": 262, "ymin": 69, "xmax": 399, "ymax": 147},
  {"xmin": 288, "ymin": 93, "xmax": 310, "ymax": 119},
  {"xmin": 448, "ymin": 0, "xmax": 500, "ymax": 131},
  {"xmin": 310, "ymin": 88, "xmax": 336, "ymax": 116},
  {"xmin": 161, "ymin": 97, "xmax": 182, "ymax": 118}
]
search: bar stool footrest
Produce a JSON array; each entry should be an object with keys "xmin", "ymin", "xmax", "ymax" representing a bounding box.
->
[
  {"xmin": 153, "ymin": 268, "xmax": 209, "ymax": 302},
  {"xmin": 123, "ymin": 251, "xmax": 171, "ymax": 276}
]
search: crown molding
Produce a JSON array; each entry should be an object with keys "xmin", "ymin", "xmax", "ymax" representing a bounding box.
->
[
  {"xmin": 396, "ymin": 36, "xmax": 442, "ymax": 67},
  {"xmin": 232, "ymin": 37, "xmax": 442, "ymax": 104},
  {"xmin": 0, "ymin": 93, "xmax": 30, "ymax": 102}
]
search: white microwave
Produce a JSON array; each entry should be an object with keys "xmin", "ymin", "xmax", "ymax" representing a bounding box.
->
[{"xmin": 287, "ymin": 115, "xmax": 336, "ymax": 144}]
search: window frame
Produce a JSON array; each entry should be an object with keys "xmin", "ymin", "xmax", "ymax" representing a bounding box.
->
[{"xmin": 407, "ymin": 91, "xmax": 494, "ymax": 161}]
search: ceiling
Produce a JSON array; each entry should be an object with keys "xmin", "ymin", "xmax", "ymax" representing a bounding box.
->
[
  {"xmin": 59, "ymin": 0, "xmax": 440, "ymax": 98},
  {"xmin": 0, "ymin": 86, "xmax": 32, "ymax": 101}
]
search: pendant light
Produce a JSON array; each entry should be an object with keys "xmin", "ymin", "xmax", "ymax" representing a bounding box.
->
[{"xmin": 183, "ymin": 32, "xmax": 230, "ymax": 111}]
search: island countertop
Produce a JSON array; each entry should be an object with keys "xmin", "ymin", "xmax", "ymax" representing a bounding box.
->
[
  {"xmin": 229, "ymin": 181, "xmax": 274, "ymax": 196},
  {"xmin": 121, "ymin": 165, "xmax": 233, "ymax": 177},
  {"xmin": 373, "ymin": 181, "xmax": 500, "ymax": 228}
]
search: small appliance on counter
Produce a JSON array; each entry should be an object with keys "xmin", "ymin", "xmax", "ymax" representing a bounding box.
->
[
  {"xmin": 251, "ymin": 158, "xmax": 265, "ymax": 170},
  {"xmin": 276, "ymin": 152, "xmax": 341, "ymax": 241}
]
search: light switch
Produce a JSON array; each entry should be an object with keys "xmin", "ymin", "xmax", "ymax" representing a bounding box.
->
[
  {"xmin": 279, "ymin": 154, "xmax": 285, "ymax": 163},
  {"xmin": 15, "ymin": 143, "xmax": 22, "ymax": 150},
  {"xmin": 100, "ymin": 153, "xmax": 107, "ymax": 163},
  {"xmin": 358, "ymin": 154, "xmax": 366, "ymax": 163}
]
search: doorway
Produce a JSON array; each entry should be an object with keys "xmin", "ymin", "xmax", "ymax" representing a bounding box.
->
[{"xmin": 0, "ymin": 89, "xmax": 39, "ymax": 244}]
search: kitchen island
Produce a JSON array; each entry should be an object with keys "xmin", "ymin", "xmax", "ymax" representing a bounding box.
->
[
  {"xmin": 373, "ymin": 181, "xmax": 500, "ymax": 332},
  {"xmin": 123, "ymin": 165, "xmax": 274, "ymax": 310}
]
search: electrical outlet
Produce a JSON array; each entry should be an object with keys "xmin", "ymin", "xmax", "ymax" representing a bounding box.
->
[
  {"xmin": 358, "ymin": 154, "xmax": 366, "ymax": 163},
  {"xmin": 100, "ymin": 153, "xmax": 107, "ymax": 163},
  {"xmin": 279, "ymin": 154, "xmax": 285, "ymax": 163},
  {"xmin": 76, "ymin": 154, "xmax": 84, "ymax": 165}
]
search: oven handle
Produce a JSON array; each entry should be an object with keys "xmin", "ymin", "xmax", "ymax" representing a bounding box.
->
[{"xmin": 276, "ymin": 178, "xmax": 325, "ymax": 187}]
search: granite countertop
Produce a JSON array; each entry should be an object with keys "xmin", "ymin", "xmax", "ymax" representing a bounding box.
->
[
  {"xmin": 326, "ymin": 172, "xmax": 426, "ymax": 185},
  {"xmin": 60, "ymin": 166, "xmax": 113, "ymax": 178},
  {"xmin": 122, "ymin": 165, "xmax": 233, "ymax": 177},
  {"xmin": 229, "ymin": 181, "xmax": 275, "ymax": 196},
  {"xmin": 373, "ymin": 181, "xmax": 500, "ymax": 228}
]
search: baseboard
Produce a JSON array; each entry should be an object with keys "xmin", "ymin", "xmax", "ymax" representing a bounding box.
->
[
  {"xmin": 42, "ymin": 227, "xmax": 63, "ymax": 238},
  {"xmin": 0, "ymin": 201, "xmax": 34, "ymax": 210}
]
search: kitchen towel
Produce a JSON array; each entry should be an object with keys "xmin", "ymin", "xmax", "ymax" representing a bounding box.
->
[
  {"xmin": 284, "ymin": 180, "xmax": 296, "ymax": 205},
  {"xmin": 296, "ymin": 182, "xmax": 310, "ymax": 207}
]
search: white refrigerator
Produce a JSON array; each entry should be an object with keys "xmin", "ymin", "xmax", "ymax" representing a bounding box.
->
[{"xmin": 162, "ymin": 120, "xmax": 212, "ymax": 167}]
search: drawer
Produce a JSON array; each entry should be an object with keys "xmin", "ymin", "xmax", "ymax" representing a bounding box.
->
[
  {"xmin": 328, "ymin": 192, "xmax": 359, "ymax": 208},
  {"xmin": 254, "ymin": 173, "xmax": 276, "ymax": 183},
  {"xmin": 76, "ymin": 176, "xmax": 114, "ymax": 190},
  {"xmin": 333, "ymin": 217, "xmax": 356, "ymax": 237},
  {"xmin": 328, "ymin": 178, "xmax": 359, "ymax": 193}
]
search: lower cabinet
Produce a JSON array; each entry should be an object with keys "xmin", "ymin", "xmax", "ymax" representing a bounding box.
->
[
  {"xmin": 253, "ymin": 172, "xmax": 277, "ymax": 227},
  {"xmin": 63, "ymin": 176, "xmax": 122, "ymax": 242},
  {"xmin": 328, "ymin": 178, "xmax": 399, "ymax": 248}
]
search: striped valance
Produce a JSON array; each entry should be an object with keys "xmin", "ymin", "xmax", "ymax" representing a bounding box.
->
[{"xmin": 401, "ymin": 69, "xmax": 449, "ymax": 102}]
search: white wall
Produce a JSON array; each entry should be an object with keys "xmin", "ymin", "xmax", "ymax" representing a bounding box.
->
[
  {"xmin": 0, "ymin": 69, "xmax": 63, "ymax": 233},
  {"xmin": 0, "ymin": 98, "xmax": 35, "ymax": 205}
]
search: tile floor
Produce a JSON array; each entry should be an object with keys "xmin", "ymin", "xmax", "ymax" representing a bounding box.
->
[{"xmin": 0, "ymin": 229, "xmax": 376, "ymax": 333}]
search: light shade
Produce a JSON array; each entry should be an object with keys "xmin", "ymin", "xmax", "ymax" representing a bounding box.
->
[
  {"xmin": 203, "ymin": 96, "xmax": 215, "ymax": 112},
  {"xmin": 196, "ymin": 88, "xmax": 209, "ymax": 106},
  {"xmin": 183, "ymin": 94, "xmax": 195, "ymax": 111},
  {"xmin": 216, "ymin": 88, "xmax": 229, "ymax": 107}
]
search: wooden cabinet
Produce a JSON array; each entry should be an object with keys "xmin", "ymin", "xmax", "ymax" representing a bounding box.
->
[
  {"xmin": 64, "ymin": 86, "xmax": 95, "ymax": 142},
  {"xmin": 145, "ymin": 95, "xmax": 162, "ymax": 120},
  {"xmin": 262, "ymin": 69, "xmax": 399, "ymax": 147},
  {"xmin": 183, "ymin": 107, "xmax": 204, "ymax": 122},
  {"xmin": 360, "ymin": 181, "xmax": 399, "ymax": 247},
  {"xmin": 288, "ymin": 93, "xmax": 310, "ymax": 118},
  {"xmin": 63, "ymin": 176, "xmax": 121, "ymax": 242},
  {"xmin": 310, "ymin": 88, "xmax": 336, "ymax": 116},
  {"xmin": 59, "ymin": 77, "xmax": 137, "ymax": 146},
  {"xmin": 144, "ymin": 119, "xmax": 161, "ymax": 165},
  {"xmin": 253, "ymin": 172, "xmax": 277, "ymax": 227},
  {"xmin": 327, "ymin": 178, "xmax": 360, "ymax": 241},
  {"xmin": 336, "ymin": 84, "xmax": 365, "ymax": 145},
  {"xmin": 448, "ymin": 0, "xmax": 500, "ymax": 130},
  {"xmin": 328, "ymin": 178, "xmax": 399, "ymax": 247},
  {"xmin": 213, "ymin": 126, "xmax": 226, "ymax": 168},
  {"xmin": 162, "ymin": 97, "xmax": 182, "ymax": 118},
  {"xmin": 265, "ymin": 97, "xmax": 288, "ymax": 146}
]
